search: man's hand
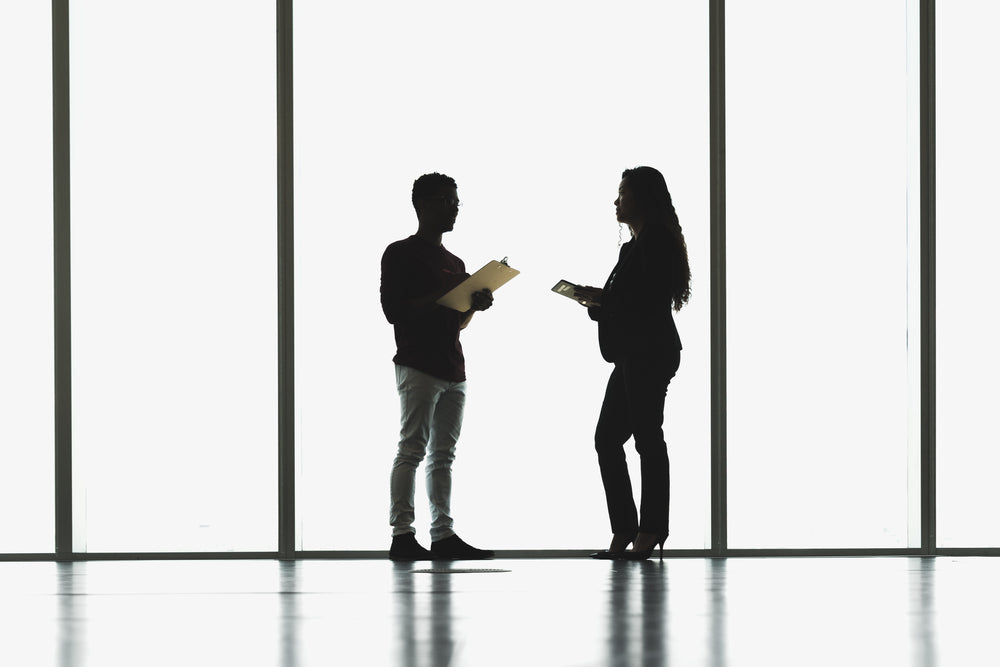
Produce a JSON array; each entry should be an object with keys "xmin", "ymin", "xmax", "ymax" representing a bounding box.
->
[
  {"xmin": 469, "ymin": 288, "xmax": 494, "ymax": 312},
  {"xmin": 459, "ymin": 289, "xmax": 492, "ymax": 330}
]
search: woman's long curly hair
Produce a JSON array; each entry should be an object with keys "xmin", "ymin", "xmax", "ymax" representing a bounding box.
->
[{"xmin": 622, "ymin": 166, "xmax": 691, "ymax": 311}]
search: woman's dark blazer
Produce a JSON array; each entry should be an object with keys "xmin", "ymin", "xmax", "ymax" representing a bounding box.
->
[{"xmin": 588, "ymin": 222, "xmax": 682, "ymax": 365}]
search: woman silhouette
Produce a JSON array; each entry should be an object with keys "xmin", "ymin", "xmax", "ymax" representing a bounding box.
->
[{"xmin": 576, "ymin": 166, "xmax": 691, "ymax": 560}]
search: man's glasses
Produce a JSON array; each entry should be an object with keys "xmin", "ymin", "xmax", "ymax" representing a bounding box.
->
[{"xmin": 430, "ymin": 196, "xmax": 462, "ymax": 207}]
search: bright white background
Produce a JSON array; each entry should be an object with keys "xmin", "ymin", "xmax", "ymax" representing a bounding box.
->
[
  {"xmin": 0, "ymin": 2, "xmax": 54, "ymax": 553},
  {"xmin": 295, "ymin": 1, "xmax": 711, "ymax": 550},
  {"xmin": 936, "ymin": 1, "xmax": 1000, "ymax": 547},
  {"xmin": 8, "ymin": 2, "xmax": 987, "ymax": 555},
  {"xmin": 726, "ymin": 1, "xmax": 912, "ymax": 548},
  {"xmin": 70, "ymin": 0, "xmax": 277, "ymax": 552}
]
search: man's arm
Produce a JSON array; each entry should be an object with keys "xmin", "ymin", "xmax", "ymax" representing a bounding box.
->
[
  {"xmin": 459, "ymin": 288, "xmax": 494, "ymax": 329},
  {"xmin": 386, "ymin": 286, "xmax": 457, "ymax": 324},
  {"xmin": 381, "ymin": 246, "xmax": 463, "ymax": 324}
]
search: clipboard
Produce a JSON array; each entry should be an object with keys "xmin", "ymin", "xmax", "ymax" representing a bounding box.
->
[{"xmin": 437, "ymin": 259, "xmax": 520, "ymax": 311}]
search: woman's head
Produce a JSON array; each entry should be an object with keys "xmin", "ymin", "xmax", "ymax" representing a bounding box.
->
[{"xmin": 618, "ymin": 166, "xmax": 675, "ymax": 226}]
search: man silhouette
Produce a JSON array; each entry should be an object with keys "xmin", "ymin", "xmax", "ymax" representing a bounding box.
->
[{"xmin": 380, "ymin": 172, "xmax": 494, "ymax": 561}]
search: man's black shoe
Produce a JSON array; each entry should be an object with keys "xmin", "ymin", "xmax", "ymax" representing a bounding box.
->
[
  {"xmin": 430, "ymin": 535, "xmax": 494, "ymax": 560},
  {"xmin": 389, "ymin": 533, "xmax": 433, "ymax": 561}
]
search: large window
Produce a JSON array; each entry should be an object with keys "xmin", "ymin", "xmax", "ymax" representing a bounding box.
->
[
  {"xmin": 5, "ymin": 3, "xmax": 995, "ymax": 558},
  {"xmin": 69, "ymin": 0, "xmax": 277, "ymax": 552},
  {"xmin": 0, "ymin": 3, "xmax": 54, "ymax": 553},
  {"xmin": 295, "ymin": 1, "xmax": 711, "ymax": 550},
  {"xmin": 936, "ymin": 1, "xmax": 1000, "ymax": 548},
  {"xmin": 726, "ymin": 1, "xmax": 913, "ymax": 548}
]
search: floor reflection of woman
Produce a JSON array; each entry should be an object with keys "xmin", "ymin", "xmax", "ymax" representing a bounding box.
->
[{"xmin": 576, "ymin": 166, "xmax": 691, "ymax": 561}]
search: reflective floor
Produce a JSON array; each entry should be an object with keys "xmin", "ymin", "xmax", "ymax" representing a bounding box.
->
[{"xmin": 0, "ymin": 556, "xmax": 994, "ymax": 666}]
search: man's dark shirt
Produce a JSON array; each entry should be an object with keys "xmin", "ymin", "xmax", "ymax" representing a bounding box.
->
[{"xmin": 380, "ymin": 235, "xmax": 469, "ymax": 382}]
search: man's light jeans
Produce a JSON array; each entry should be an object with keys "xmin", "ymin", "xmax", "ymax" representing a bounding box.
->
[{"xmin": 390, "ymin": 364, "xmax": 466, "ymax": 541}]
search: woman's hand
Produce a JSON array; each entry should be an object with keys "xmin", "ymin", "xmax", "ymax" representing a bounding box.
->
[{"xmin": 574, "ymin": 286, "xmax": 603, "ymax": 307}]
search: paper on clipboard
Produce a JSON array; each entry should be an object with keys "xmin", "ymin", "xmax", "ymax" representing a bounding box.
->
[{"xmin": 437, "ymin": 259, "xmax": 520, "ymax": 311}]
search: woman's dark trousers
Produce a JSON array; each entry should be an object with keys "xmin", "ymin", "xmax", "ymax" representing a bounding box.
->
[{"xmin": 595, "ymin": 350, "xmax": 680, "ymax": 537}]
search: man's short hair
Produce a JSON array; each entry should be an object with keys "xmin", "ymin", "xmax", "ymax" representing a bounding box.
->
[{"xmin": 412, "ymin": 173, "xmax": 457, "ymax": 212}]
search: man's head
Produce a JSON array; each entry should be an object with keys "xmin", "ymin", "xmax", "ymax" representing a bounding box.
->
[{"xmin": 412, "ymin": 173, "xmax": 460, "ymax": 235}]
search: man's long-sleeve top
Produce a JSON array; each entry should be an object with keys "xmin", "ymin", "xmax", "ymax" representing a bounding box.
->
[{"xmin": 380, "ymin": 235, "xmax": 469, "ymax": 382}]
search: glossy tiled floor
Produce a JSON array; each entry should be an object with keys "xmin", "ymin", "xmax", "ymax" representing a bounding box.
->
[{"xmin": 1, "ymin": 556, "xmax": 994, "ymax": 666}]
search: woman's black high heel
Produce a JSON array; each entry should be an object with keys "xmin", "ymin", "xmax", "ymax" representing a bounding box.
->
[
  {"xmin": 622, "ymin": 532, "xmax": 668, "ymax": 561},
  {"xmin": 588, "ymin": 532, "xmax": 638, "ymax": 559}
]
